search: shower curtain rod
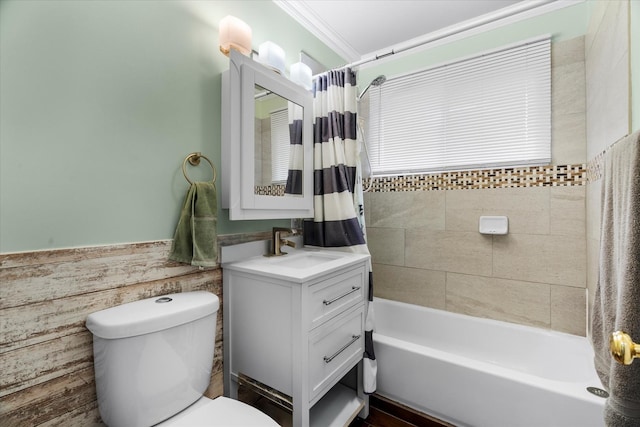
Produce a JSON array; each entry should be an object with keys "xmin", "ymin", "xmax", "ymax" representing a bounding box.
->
[{"xmin": 334, "ymin": 0, "xmax": 561, "ymax": 71}]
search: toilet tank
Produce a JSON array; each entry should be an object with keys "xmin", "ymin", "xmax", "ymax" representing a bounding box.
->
[{"xmin": 86, "ymin": 291, "xmax": 220, "ymax": 427}]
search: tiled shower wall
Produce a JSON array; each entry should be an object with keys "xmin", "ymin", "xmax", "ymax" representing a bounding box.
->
[
  {"xmin": 364, "ymin": 37, "xmax": 589, "ymax": 336},
  {"xmin": 585, "ymin": 0, "xmax": 630, "ymax": 331}
]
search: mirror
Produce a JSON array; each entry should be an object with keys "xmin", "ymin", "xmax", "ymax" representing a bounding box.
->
[
  {"xmin": 253, "ymin": 84, "xmax": 304, "ymax": 197},
  {"xmin": 221, "ymin": 50, "xmax": 313, "ymax": 220}
]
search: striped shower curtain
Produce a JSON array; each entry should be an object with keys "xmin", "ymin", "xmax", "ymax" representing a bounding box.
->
[
  {"xmin": 304, "ymin": 68, "xmax": 377, "ymax": 394},
  {"xmin": 285, "ymin": 102, "xmax": 303, "ymax": 195}
]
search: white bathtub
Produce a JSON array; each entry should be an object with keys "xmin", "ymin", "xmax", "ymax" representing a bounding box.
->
[{"xmin": 373, "ymin": 298, "xmax": 606, "ymax": 427}]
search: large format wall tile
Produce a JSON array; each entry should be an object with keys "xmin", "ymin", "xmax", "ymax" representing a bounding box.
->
[
  {"xmin": 363, "ymin": 191, "xmax": 372, "ymax": 227},
  {"xmin": 586, "ymin": 177, "xmax": 602, "ymax": 239},
  {"xmin": 552, "ymin": 112, "xmax": 586, "ymax": 165},
  {"xmin": 586, "ymin": 236, "xmax": 600, "ymax": 326},
  {"xmin": 585, "ymin": 0, "xmax": 629, "ymax": 159},
  {"xmin": 549, "ymin": 186, "xmax": 586, "ymax": 237},
  {"xmin": 586, "ymin": 180, "xmax": 601, "ymax": 311},
  {"xmin": 551, "ymin": 285, "xmax": 587, "ymax": 336},
  {"xmin": 405, "ymin": 229, "xmax": 493, "ymax": 276},
  {"xmin": 360, "ymin": 34, "xmax": 594, "ymax": 337},
  {"xmin": 493, "ymin": 234, "xmax": 586, "ymax": 287},
  {"xmin": 552, "ymin": 36, "xmax": 584, "ymax": 68},
  {"xmin": 551, "ymin": 37, "xmax": 586, "ymax": 166},
  {"xmin": 446, "ymin": 273, "xmax": 551, "ymax": 328},
  {"xmin": 552, "ymin": 61, "xmax": 586, "ymax": 117},
  {"xmin": 587, "ymin": 54, "xmax": 631, "ymax": 159},
  {"xmin": 551, "ymin": 62, "xmax": 586, "ymax": 118},
  {"xmin": 372, "ymin": 263, "xmax": 446, "ymax": 309},
  {"xmin": 366, "ymin": 227, "xmax": 405, "ymax": 266},
  {"xmin": 366, "ymin": 191, "xmax": 445, "ymax": 229},
  {"xmin": 551, "ymin": 36, "xmax": 587, "ymax": 164},
  {"xmin": 585, "ymin": 0, "xmax": 629, "ymax": 338},
  {"xmin": 446, "ymin": 187, "xmax": 550, "ymax": 234}
]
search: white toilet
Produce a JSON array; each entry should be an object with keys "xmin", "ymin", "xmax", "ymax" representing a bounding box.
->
[{"xmin": 85, "ymin": 291, "xmax": 279, "ymax": 427}]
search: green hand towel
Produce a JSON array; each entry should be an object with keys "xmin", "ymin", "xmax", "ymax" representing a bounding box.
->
[{"xmin": 169, "ymin": 182, "xmax": 218, "ymax": 267}]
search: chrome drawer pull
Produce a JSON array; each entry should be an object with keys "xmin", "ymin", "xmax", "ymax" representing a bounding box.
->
[
  {"xmin": 323, "ymin": 334, "xmax": 361, "ymax": 364},
  {"xmin": 323, "ymin": 286, "xmax": 361, "ymax": 306}
]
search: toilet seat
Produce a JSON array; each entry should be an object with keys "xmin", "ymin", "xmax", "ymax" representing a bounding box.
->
[{"xmin": 156, "ymin": 396, "xmax": 279, "ymax": 426}]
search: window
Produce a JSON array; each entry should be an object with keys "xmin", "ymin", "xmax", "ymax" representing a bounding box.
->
[
  {"xmin": 270, "ymin": 108, "xmax": 289, "ymax": 183},
  {"xmin": 366, "ymin": 36, "xmax": 551, "ymax": 176}
]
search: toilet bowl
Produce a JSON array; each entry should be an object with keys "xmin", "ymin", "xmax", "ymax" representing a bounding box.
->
[
  {"xmin": 157, "ymin": 395, "xmax": 277, "ymax": 426},
  {"xmin": 86, "ymin": 291, "xmax": 278, "ymax": 427}
]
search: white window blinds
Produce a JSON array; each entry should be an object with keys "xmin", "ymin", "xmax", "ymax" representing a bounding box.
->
[
  {"xmin": 367, "ymin": 37, "xmax": 551, "ymax": 175},
  {"xmin": 270, "ymin": 109, "xmax": 289, "ymax": 183}
]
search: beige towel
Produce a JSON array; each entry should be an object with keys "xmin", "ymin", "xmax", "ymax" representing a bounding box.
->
[{"xmin": 591, "ymin": 130, "xmax": 640, "ymax": 426}]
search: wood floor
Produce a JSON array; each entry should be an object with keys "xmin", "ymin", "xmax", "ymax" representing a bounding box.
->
[
  {"xmin": 351, "ymin": 407, "xmax": 438, "ymax": 427},
  {"xmin": 351, "ymin": 395, "xmax": 454, "ymax": 427}
]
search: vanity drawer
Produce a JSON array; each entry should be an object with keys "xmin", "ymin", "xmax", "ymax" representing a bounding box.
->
[
  {"xmin": 307, "ymin": 268, "xmax": 365, "ymax": 330},
  {"xmin": 308, "ymin": 306, "xmax": 364, "ymax": 402}
]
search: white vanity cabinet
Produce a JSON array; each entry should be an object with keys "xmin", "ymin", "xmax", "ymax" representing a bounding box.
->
[{"xmin": 223, "ymin": 250, "xmax": 370, "ymax": 427}]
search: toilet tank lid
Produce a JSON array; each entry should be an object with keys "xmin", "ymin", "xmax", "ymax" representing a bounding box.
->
[{"xmin": 86, "ymin": 291, "xmax": 219, "ymax": 339}]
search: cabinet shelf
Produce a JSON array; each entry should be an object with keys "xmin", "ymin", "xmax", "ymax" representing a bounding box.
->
[
  {"xmin": 240, "ymin": 374, "xmax": 365, "ymax": 427},
  {"xmin": 310, "ymin": 383, "xmax": 364, "ymax": 427}
]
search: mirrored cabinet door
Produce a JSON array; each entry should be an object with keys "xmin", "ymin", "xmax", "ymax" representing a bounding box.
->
[{"xmin": 222, "ymin": 50, "xmax": 314, "ymax": 220}]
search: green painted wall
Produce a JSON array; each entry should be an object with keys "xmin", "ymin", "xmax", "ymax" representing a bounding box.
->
[
  {"xmin": 0, "ymin": 0, "xmax": 344, "ymax": 252},
  {"xmin": 0, "ymin": 0, "xmax": 599, "ymax": 253},
  {"xmin": 358, "ymin": 2, "xmax": 587, "ymax": 92}
]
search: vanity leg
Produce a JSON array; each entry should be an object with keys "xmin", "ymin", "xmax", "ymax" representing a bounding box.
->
[
  {"xmin": 228, "ymin": 374, "xmax": 239, "ymax": 399},
  {"xmin": 292, "ymin": 398, "xmax": 310, "ymax": 427},
  {"xmin": 223, "ymin": 274, "xmax": 234, "ymax": 399}
]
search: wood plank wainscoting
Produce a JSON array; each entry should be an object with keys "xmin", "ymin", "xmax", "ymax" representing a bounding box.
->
[{"xmin": 0, "ymin": 233, "xmax": 269, "ymax": 426}]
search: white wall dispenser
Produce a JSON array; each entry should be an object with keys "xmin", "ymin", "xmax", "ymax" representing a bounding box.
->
[{"xmin": 479, "ymin": 216, "xmax": 509, "ymax": 235}]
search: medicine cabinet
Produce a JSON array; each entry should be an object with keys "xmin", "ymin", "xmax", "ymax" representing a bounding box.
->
[{"xmin": 222, "ymin": 50, "xmax": 314, "ymax": 220}]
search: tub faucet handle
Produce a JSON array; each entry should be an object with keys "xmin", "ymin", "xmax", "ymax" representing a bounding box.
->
[{"xmin": 610, "ymin": 331, "xmax": 640, "ymax": 365}]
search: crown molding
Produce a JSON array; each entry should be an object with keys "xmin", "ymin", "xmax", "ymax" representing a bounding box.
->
[
  {"xmin": 273, "ymin": 0, "xmax": 361, "ymax": 62},
  {"xmin": 275, "ymin": 0, "xmax": 584, "ymax": 69}
]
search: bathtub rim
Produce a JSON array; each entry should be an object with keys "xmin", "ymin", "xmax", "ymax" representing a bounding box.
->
[{"xmin": 372, "ymin": 296, "xmax": 588, "ymax": 343}]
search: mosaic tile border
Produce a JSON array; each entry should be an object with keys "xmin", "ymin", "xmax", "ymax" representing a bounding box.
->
[
  {"xmin": 363, "ymin": 164, "xmax": 587, "ymax": 192},
  {"xmin": 254, "ymin": 184, "xmax": 285, "ymax": 196},
  {"xmin": 586, "ymin": 151, "xmax": 605, "ymax": 183}
]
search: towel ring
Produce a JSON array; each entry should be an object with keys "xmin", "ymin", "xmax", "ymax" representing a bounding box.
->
[{"xmin": 182, "ymin": 152, "xmax": 216, "ymax": 185}]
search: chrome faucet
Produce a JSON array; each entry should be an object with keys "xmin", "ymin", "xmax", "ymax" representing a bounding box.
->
[{"xmin": 267, "ymin": 227, "xmax": 297, "ymax": 257}]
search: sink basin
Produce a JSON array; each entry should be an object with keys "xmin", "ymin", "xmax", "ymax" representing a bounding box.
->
[
  {"xmin": 270, "ymin": 252, "xmax": 339, "ymax": 269},
  {"xmin": 223, "ymin": 249, "xmax": 369, "ymax": 282}
]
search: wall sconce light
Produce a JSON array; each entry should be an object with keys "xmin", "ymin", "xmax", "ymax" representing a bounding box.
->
[
  {"xmin": 219, "ymin": 15, "xmax": 252, "ymax": 56},
  {"xmin": 290, "ymin": 62, "xmax": 312, "ymax": 90},
  {"xmin": 258, "ymin": 41, "xmax": 286, "ymax": 75}
]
